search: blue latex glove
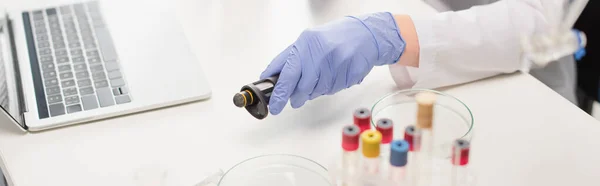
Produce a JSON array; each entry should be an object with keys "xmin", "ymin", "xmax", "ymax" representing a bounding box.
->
[{"xmin": 260, "ymin": 12, "xmax": 406, "ymax": 115}]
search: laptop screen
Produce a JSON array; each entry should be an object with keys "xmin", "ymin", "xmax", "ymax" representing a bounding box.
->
[{"xmin": 0, "ymin": 20, "xmax": 25, "ymax": 127}]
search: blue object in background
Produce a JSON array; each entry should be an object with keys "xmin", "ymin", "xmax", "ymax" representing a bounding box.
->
[{"xmin": 573, "ymin": 29, "xmax": 586, "ymax": 61}]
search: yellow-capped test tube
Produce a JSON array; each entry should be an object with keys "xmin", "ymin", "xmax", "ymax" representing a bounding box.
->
[{"xmin": 361, "ymin": 130, "xmax": 382, "ymax": 174}]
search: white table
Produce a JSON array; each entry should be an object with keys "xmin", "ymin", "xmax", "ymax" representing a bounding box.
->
[{"xmin": 1, "ymin": 0, "xmax": 600, "ymax": 186}]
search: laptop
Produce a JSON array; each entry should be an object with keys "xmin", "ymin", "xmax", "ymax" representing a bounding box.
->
[{"xmin": 0, "ymin": 0, "xmax": 211, "ymax": 131}]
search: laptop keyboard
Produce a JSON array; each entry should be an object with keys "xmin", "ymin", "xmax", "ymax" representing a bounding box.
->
[{"xmin": 24, "ymin": 1, "xmax": 131, "ymax": 118}]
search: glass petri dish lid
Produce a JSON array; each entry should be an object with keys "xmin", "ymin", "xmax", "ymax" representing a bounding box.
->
[
  {"xmin": 370, "ymin": 89, "xmax": 474, "ymax": 158},
  {"xmin": 217, "ymin": 154, "xmax": 332, "ymax": 186}
]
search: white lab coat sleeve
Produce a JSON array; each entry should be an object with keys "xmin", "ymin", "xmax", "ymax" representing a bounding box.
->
[{"xmin": 389, "ymin": 0, "xmax": 551, "ymax": 89}]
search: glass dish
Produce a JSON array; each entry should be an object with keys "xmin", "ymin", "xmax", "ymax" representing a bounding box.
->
[
  {"xmin": 217, "ymin": 154, "xmax": 332, "ymax": 186},
  {"xmin": 370, "ymin": 89, "xmax": 474, "ymax": 158}
]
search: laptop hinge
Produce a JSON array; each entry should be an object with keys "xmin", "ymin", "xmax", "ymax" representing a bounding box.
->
[{"xmin": 4, "ymin": 14, "xmax": 28, "ymax": 129}]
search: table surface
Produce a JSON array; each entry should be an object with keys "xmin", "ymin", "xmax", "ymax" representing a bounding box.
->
[{"xmin": 1, "ymin": 0, "xmax": 600, "ymax": 186}]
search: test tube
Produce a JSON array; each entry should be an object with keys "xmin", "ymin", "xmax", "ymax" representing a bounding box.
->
[
  {"xmin": 404, "ymin": 125, "xmax": 421, "ymax": 185},
  {"xmin": 451, "ymin": 139, "xmax": 470, "ymax": 186},
  {"xmin": 341, "ymin": 125, "xmax": 361, "ymax": 184},
  {"xmin": 361, "ymin": 130, "xmax": 382, "ymax": 174},
  {"xmin": 376, "ymin": 118, "xmax": 394, "ymax": 156},
  {"xmin": 415, "ymin": 92, "xmax": 436, "ymax": 186},
  {"xmin": 389, "ymin": 140, "xmax": 409, "ymax": 184},
  {"xmin": 353, "ymin": 108, "xmax": 371, "ymax": 132}
]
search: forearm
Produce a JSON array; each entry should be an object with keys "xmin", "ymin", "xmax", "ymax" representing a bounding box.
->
[
  {"xmin": 394, "ymin": 15, "xmax": 420, "ymax": 67},
  {"xmin": 390, "ymin": 0, "xmax": 551, "ymax": 89}
]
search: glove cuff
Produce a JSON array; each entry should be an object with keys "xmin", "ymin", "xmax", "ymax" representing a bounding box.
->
[{"xmin": 349, "ymin": 12, "xmax": 406, "ymax": 66}]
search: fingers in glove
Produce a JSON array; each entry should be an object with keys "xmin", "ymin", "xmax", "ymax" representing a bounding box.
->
[
  {"xmin": 268, "ymin": 46, "xmax": 302, "ymax": 115},
  {"xmin": 289, "ymin": 64, "xmax": 318, "ymax": 109},
  {"xmin": 260, "ymin": 45, "xmax": 292, "ymax": 79}
]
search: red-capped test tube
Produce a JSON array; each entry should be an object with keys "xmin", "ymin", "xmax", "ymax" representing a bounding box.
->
[
  {"xmin": 404, "ymin": 125, "xmax": 421, "ymax": 152},
  {"xmin": 353, "ymin": 108, "xmax": 371, "ymax": 132},
  {"xmin": 341, "ymin": 125, "xmax": 361, "ymax": 182},
  {"xmin": 451, "ymin": 139, "xmax": 470, "ymax": 186},
  {"xmin": 404, "ymin": 125, "xmax": 421, "ymax": 185},
  {"xmin": 376, "ymin": 118, "xmax": 394, "ymax": 144},
  {"xmin": 376, "ymin": 118, "xmax": 394, "ymax": 156},
  {"xmin": 342, "ymin": 125, "xmax": 361, "ymax": 151},
  {"xmin": 452, "ymin": 139, "xmax": 470, "ymax": 166}
]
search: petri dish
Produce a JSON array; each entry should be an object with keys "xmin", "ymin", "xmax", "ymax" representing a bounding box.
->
[
  {"xmin": 370, "ymin": 89, "xmax": 474, "ymax": 158},
  {"xmin": 217, "ymin": 154, "xmax": 332, "ymax": 186}
]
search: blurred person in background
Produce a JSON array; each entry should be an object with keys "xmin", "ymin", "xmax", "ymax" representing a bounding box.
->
[{"xmin": 259, "ymin": 0, "xmax": 590, "ymax": 115}]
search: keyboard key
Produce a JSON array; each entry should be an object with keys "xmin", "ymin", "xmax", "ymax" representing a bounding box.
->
[
  {"xmin": 57, "ymin": 56, "xmax": 69, "ymax": 64},
  {"xmin": 50, "ymin": 28, "xmax": 61, "ymax": 34},
  {"xmin": 84, "ymin": 43, "xmax": 96, "ymax": 49},
  {"xmin": 92, "ymin": 71, "xmax": 106, "ymax": 80},
  {"xmin": 34, "ymin": 20, "xmax": 45, "ymax": 27},
  {"xmin": 67, "ymin": 104, "xmax": 82, "ymax": 113},
  {"xmin": 35, "ymin": 27, "xmax": 47, "ymax": 34},
  {"xmin": 49, "ymin": 103, "xmax": 65, "ymax": 116},
  {"xmin": 60, "ymin": 6, "xmax": 71, "ymax": 14},
  {"xmin": 38, "ymin": 48, "xmax": 51, "ymax": 55},
  {"xmin": 40, "ymin": 55, "xmax": 52, "ymax": 63},
  {"xmin": 41, "ymin": 62, "xmax": 55, "ymax": 71},
  {"xmin": 52, "ymin": 35, "xmax": 63, "ymax": 42},
  {"xmin": 95, "ymin": 27, "xmax": 118, "ymax": 61},
  {"xmin": 105, "ymin": 62, "xmax": 119, "ymax": 71},
  {"xmin": 90, "ymin": 64, "xmax": 103, "ymax": 72},
  {"xmin": 55, "ymin": 49, "xmax": 67, "ymax": 57},
  {"xmin": 115, "ymin": 95, "xmax": 131, "ymax": 104},
  {"xmin": 81, "ymin": 95, "xmax": 99, "ymax": 110},
  {"xmin": 96, "ymin": 88, "xmax": 114, "ymax": 107},
  {"xmin": 110, "ymin": 78, "xmax": 125, "ymax": 87},
  {"xmin": 54, "ymin": 42, "xmax": 66, "ymax": 49},
  {"xmin": 58, "ymin": 65, "xmax": 71, "ymax": 72},
  {"xmin": 62, "ymin": 79, "xmax": 76, "ymax": 87},
  {"xmin": 59, "ymin": 72, "xmax": 73, "ymax": 79},
  {"xmin": 44, "ymin": 78, "xmax": 58, "ymax": 87},
  {"xmin": 33, "ymin": 10, "xmax": 44, "ymax": 20},
  {"xmin": 67, "ymin": 35, "xmax": 79, "ymax": 42},
  {"xmin": 65, "ymin": 96, "xmax": 80, "ymax": 105},
  {"xmin": 88, "ymin": 57, "xmax": 101, "ymax": 64},
  {"xmin": 69, "ymin": 42, "xmax": 81, "ymax": 48},
  {"xmin": 70, "ymin": 49, "xmax": 83, "ymax": 56},
  {"xmin": 74, "ymin": 3, "xmax": 85, "ymax": 13},
  {"xmin": 48, "ymin": 16, "xmax": 58, "ymax": 22},
  {"xmin": 79, "ymin": 87, "xmax": 94, "ymax": 95},
  {"xmin": 75, "ymin": 72, "xmax": 89, "ymax": 79},
  {"xmin": 112, "ymin": 87, "xmax": 128, "ymax": 95},
  {"xmin": 88, "ymin": 1, "xmax": 100, "ymax": 12},
  {"xmin": 36, "ymin": 35, "xmax": 49, "ymax": 42},
  {"xmin": 72, "ymin": 56, "xmax": 85, "ymax": 64},
  {"xmin": 43, "ymin": 71, "xmax": 57, "ymax": 79},
  {"xmin": 86, "ymin": 50, "xmax": 99, "ymax": 57},
  {"xmin": 47, "ymin": 94, "xmax": 62, "ymax": 104},
  {"xmin": 74, "ymin": 63, "xmax": 87, "ymax": 72},
  {"xmin": 77, "ymin": 79, "xmax": 92, "ymax": 87},
  {"xmin": 80, "ymin": 29, "xmax": 92, "ymax": 36},
  {"xmin": 38, "ymin": 41, "xmax": 50, "ymax": 48},
  {"xmin": 82, "ymin": 34, "xmax": 93, "ymax": 40},
  {"xmin": 94, "ymin": 80, "xmax": 108, "ymax": 88},
  {"xmin": 63, "ymin": 87, "xmax": 78, "ymax": 96},
  {"xmin": 66, "ymin": 28, "xmax": 77, "ymax": 36},
  {"xmin": 46, "ymin": 8, "xmax": 57, "ymax": 16},
  {"xmin": 46, "ymin": 86, "xmax": 60, "ymax": 95},
  {"xmin": 108, "ymin": 70, "xmax": 122, "ymax": 79}
]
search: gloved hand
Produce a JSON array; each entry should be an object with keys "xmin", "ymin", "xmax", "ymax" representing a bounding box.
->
[{"xmin": 260, "ymin": 12, "xmax": 406, "ymax": 115}]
